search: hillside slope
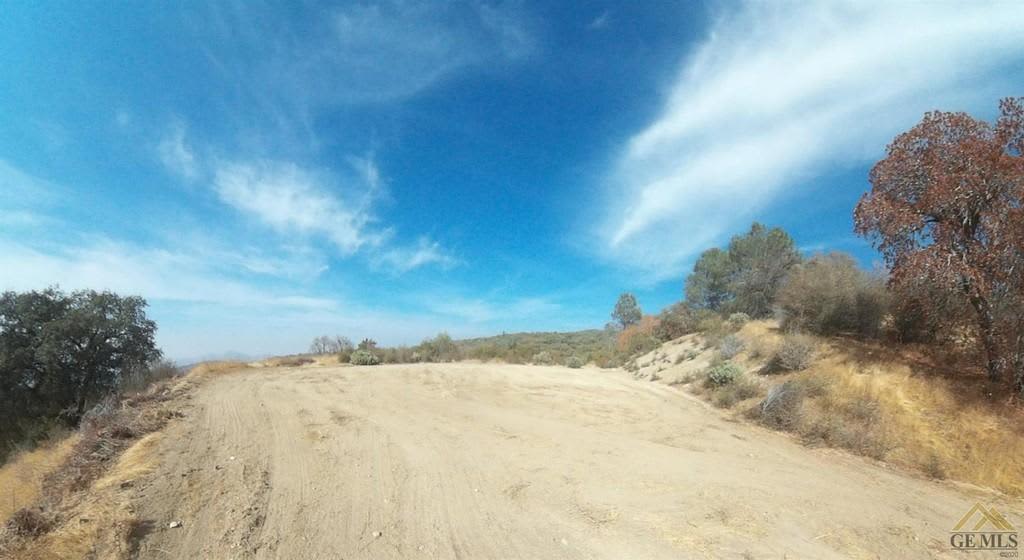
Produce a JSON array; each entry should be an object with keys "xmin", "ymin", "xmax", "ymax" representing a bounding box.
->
[{"xmin": 629, "ymin": 320, "xmax": 1024, "ymax": 496}]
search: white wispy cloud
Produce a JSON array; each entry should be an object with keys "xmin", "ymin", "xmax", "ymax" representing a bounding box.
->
[
  {"xmin": 157, "ymin": 121, "xmax": 199, "ymax": 180},
  {"xmin": 600, "ymin": 1, "xmax": 1024, "ymax": 278},
  {"xmin": 196, "ymin": 0, "xmax": 534, "ymax": 114},
  {"xmin": 213, "ymin": 158, "xmax": 384, "ymax": 255},
  {"xmin": 211, "ymin": 156, "xmax": 459, "ymax": 273},
  {"xmin": 0, "ymin": 236, "xmax": 336, "ymax": 310},
  {"xmin": 374, "ymin": 237, "xmax": 458, "ymax": 274}
]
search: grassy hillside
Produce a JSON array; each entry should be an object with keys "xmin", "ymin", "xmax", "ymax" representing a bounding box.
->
[
  {"xmin": 456, "ymin": 329, "xmax": 619, "ymax": 367},
  {"xmin": 631, "ymin": 320, "xmax": 1024, "ymax": 496}
]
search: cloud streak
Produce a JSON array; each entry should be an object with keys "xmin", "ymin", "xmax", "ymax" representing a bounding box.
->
[
  {"xmin": 601, "ymin": 1, "xmax": 1024, "ymax": 278},
  {"xmin": 213, "ymin": 158, "xmax": 383, "ymax": 255}
]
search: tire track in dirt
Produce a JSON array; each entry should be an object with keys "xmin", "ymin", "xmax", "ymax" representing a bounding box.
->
[{"xmin": 127, "ymin": 363, "xmax": 1022, "ymax": 559}]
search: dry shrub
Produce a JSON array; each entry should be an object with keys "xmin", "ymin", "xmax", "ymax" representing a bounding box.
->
[
  {"xmin": 616, "ymin": 315, "xmax": 661, "ymax": 356},
  {"xmin": 776, "ymin": 252, "xmax": 889, "ymax": 338},
  {"xmin": 5, "ymin": 508, "xmax": 50, "ymax": 537},
  {"xmin": 718, "ymin": 334, "xmax": 745, "ymax": 359},
  {"xmin": 759, "ymin": 380, "xmax": 806, "ymax": 431},
  {"xmin": 272, "ymin": 356, "xmax": 315, "ymax": 367},
  {"xmin": 769, "ymin": 333, "xmax": 816, "ymax": 372},
  {"xmin": 531, "ymin": 351, "xmax": 554, "ymax": 365},
  {"xmin": 654, "ymin": 303, "xmax": 698, "ymax": 341},
  {"xmin": 727, "ymin": 312, "xmax": 751, "ymax": 327},
  {"xmin": 712, "ymin": 375, "xmax": 763, "ymax": 408},
  {"xmin": 186, "ymin": 360, "xmax": 247, "ymax": 379}
]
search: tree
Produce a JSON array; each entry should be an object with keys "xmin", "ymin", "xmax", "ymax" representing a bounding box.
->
[
  {"xmin": 333, "ymin": 335, "xmax": 354, "ymax": 354},
  {"xmin": 358, "ymin": 338, "xmax": 378, "ymax": 351},
  {"xmin": 611, "ymin": 293, "xmax": 642, "ymax": 328},
  {"xmin": 310, "ymin": 335, "xmax": 354, "ymax": 354},
  {"xmin": 683, "ymin": 224, "xmax": 801, "ymax": 316},
  {"xmin": 309, "ymin": 335, "xmax": 330, "ymax": 354},
  {"xmin": 685, "ymin": 248, "xmax": 733, "ymax": 311},
  {"xmin": 726, "ymin": 223, "xmax": 801, "ymax": 317},
  {"xmin": 854, "ymin": 98, "xmax": 1024, "ymax": 390},
  {"xmin": 0, "ymin": 288, "xmax": 160, "ymax": 456}
]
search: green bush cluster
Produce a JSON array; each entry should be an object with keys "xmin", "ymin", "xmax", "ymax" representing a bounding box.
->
[
  {"xmin": 706, "ymin": 362, "xmax": 743, "ymax": 386},
  {"xmin": 349, "ymin": 350, "xmax": 381, "ymax": 366}
]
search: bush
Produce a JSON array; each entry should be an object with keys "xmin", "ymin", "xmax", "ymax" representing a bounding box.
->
[
  {"xmin": 770, "ymin": 334, "xmax": 816, "ymax": 372},
  {"xmin": 120, "ymin": 358, "xmax": 180, "ymax": 394},
  {"xmin": 6, "ymin": 507, "xmax": 52, "ymax": 536},
  {"xmin": 727, "ymin": 312, "xmax": 751, "ymax": 327},
  {"xmin": 775, "ymin": 252, "xmax": 889, "ymax": 337},
  {"xmin": 706, "ymin": 362, "xmax": 743, "ymax": 386},
  {"xmin": 712, "ymin": 375, "xmax": 763, "ymax": 408},
  {"xmin": 718, "ymin": 334, "xmax": 745, "ymax": 359},
  {"xmin": 654, "ymin": 303, "xmax": 698, "ymax": 341},
  {"xmin": 417, "ymin": 332, "xmax": 460, "ymax": 362},
  {"xmin": 565, "ymin": 356, "xmax": 584, "ymax": 368},
  {"xmin": 530, "ymin": 350, "xmax": 553, "ymax": 365},
  {"xmin": 616, "ymin": 315, "xmax": 661, "ymax": 356},
  {"xmin": 349, "ymin": 350, "xmax": 381, "ymax": 366},
  {"xmin": 759, "ymin": 381, "xmax": 805, "ymax": 430}
]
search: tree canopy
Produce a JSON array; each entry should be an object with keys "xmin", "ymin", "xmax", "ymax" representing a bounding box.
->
[
  {"xmin": 684, "ymin": 223, "xmax": 801, "ymax": 317},
  {"xmin": 855, "ymin": 97, "xmax": 1024, "ymax": 390},
  {"xmin": 611, "ymin": 293, "xmax": 642, "ymax": 328},
  {"xmin": 0, "ymin": 288, "xmax": 160, "ymax": 455}
]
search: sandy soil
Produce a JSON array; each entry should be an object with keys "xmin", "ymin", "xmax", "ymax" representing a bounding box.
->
[{"xmin": 126, "ymin": 362, "xmax": 1020, "ymax": 559}]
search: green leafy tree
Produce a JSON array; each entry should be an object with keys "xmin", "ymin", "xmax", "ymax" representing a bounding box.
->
[
  {"xmin": 0, "ymin": 288, "xmax": 160, "ymax": 457},
  {"xmin": 611, "ymin": 293, "xmax": 642, "ymax": 328},
  {"xmin": 726, "ymin": 223, "xmax": 801, "ymax": 318},
  {"xmin": 684, "ymin": 248, "xmax": 733, "ymax": 311},
  {"xmin": 684, "ymin": 223, "xmax": 801, "ymax": 317}
]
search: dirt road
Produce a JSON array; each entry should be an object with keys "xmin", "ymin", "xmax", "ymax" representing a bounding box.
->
[{"xmin": 128, "ymin": 363, "xmax": 1019, "ymax": 559}]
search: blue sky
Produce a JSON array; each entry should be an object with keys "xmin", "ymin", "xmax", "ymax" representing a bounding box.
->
[{"xmin": 2, "ymin": 1, "xmax": 1023, "ymax": 362}]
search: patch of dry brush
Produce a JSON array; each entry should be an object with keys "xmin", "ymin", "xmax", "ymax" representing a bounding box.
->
[{"xmin": 0, "ymin": 376, "xmax": 193, "ymax": 559}]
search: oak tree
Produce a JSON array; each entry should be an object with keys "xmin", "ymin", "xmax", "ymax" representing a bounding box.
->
[{"xmin": 854, "ymin": 98, "xmax": 1024, "ymax": 391}]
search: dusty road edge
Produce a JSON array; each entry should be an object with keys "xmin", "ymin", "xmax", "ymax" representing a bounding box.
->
[{"xmin": 0, "ymin": 365, "xmax": 243, "ymax": 560}]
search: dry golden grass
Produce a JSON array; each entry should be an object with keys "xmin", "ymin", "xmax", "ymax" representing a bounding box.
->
[
  {"xmin": 186, "ymin": 359, "xmax": 249, "ymax": 376},
  {"xmin": 9, "ymin": 431, "xmax": 163, "ymax": 560},
  {"xmin": 731, "ymin": 320, "xmax": 1024, "ymax": 496},
  {"xmin": 1, "ymin": 378, "xmax": 188, "ymax": 559},
  {"xmin": 0, "ymin": 435, "xmax": 79, "ymax": 525}
]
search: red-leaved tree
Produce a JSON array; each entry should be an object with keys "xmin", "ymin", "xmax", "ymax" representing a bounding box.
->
[{"xmin": 854, "ymin": 98, "xmax": 1024, "ymax": 393}]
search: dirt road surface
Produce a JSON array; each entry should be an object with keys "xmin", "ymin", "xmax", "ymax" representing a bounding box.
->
[{"xmin": 128, "ymin": 363, "xmax": 1020, "ymax": 559}]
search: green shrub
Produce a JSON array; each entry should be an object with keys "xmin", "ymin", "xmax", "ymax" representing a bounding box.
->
[
  {"xmin": 349, "ymin": 350, "xmax": 381, "ymax": 366},
  {"xmin": 770, "ymin": 334, "xmax": 816, "ymax": 372},
  {"xmin": 565, "ymin": 356, "xmax": 584, "ymax": 368},
  {"xmin": 706, "ymin": 362, "xmax": 743, "ymax": 386}
]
